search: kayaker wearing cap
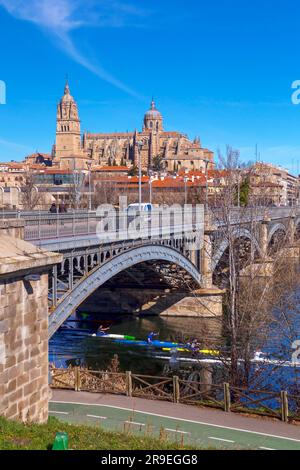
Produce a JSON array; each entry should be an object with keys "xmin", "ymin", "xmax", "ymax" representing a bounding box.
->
[{"xmin": 147, "ymin": 331, "xmax": 159, "ymax": 344}]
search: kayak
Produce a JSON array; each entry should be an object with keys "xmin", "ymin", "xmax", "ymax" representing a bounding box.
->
[
  {"xmin": 162, "ymin": 348, "xmax": 220, "ymax": 355},
  {"xmin": 92, "ymin": 333, "xmax": 136, "ymax": 340},
  {"xmin": 115, "ymin": 339, "xmax": 186, "ymax": 349}
]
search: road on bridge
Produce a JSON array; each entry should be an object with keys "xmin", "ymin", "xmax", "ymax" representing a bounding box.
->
[{"xmin": 50, "ymin": 390, "xmax": 300, "ymax": 450}]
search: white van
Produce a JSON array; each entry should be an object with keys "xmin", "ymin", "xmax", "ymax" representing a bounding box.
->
[{"xmin": 127, "ymin": 203, "xmax": 153, "ymax": 213}]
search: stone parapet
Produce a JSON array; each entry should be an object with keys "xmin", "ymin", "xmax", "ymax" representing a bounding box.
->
[{"xmin": 0, "ymin": 219, "xmax": 24, "ymax": 240}]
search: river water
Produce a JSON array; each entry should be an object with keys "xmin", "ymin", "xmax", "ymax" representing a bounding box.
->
[{"xmin": 49, "ymin": 295, "xmax": 300, "ymax": 396}]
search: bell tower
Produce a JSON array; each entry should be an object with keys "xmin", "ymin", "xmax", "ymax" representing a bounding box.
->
[{"xmin": 55, "ymin": 80, "xmax": 81, "ymax": 158}]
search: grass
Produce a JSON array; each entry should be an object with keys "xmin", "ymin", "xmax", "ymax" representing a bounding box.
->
[{"xmin": 0, "ymin": 416, "xmax": 207, "ymax": 450}]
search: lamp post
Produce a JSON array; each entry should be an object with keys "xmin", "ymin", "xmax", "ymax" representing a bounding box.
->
[
  {"xmin": 149, "ymin": 173, "xmax": 153, "ymax": 204},
  {"xmin": 204, "ymin": 159, "xmax": 210, "ymax": 210},
  {"xmin": 237, "ymin": 167, "xmax": 241, "ymax": 209},
  {"xmin": 87, "ymin": 161, "xmax": 92, "ymax": 211},
  {"xmin": 136, "ymin": 141, "xmax": 143, "ymax": 211},
  {"xmin": 184, "ymin": 176, "xmax": 188, "ymax": 205}
]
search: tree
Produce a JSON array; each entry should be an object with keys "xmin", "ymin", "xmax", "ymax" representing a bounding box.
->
[
  {"xmin": 20, "ymin": 172, "xmax": 41, "ymax": 210},
  {"xmin": 66, "ymin": 170, "xmax": 85, "ymax": 209},
  {"xmin": 128, "ymin": 165, "xmax": 138, "ymax": 176},
  {"xmin": 151, "ymin": 156, "xmax": 165, "ymax": 173},
  {"xmin": 174, "ymin": 146, "xmax": 300, "ymax": 392}
]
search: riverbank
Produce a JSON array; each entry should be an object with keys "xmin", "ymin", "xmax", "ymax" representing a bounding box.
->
[
  {"xmin": 0, "ymin": 415, "xmax": 200, "ymax": 451},
  {"xmin": 49, "ymin": 390, "xmax": 300, "ymax": 450}
]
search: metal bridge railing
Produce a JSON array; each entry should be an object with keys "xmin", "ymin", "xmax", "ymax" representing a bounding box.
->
[{"xmin": 22, "ymin": 208, "xmax": 205, "ymax": 244}]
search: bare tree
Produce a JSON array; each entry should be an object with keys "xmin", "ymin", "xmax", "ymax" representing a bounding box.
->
[
  {"xmin": 20, "ymin": 172, "xmax": 40, "ymax": 210},
  {"xmin": 176, "ymin": 146, "xmax": 300, "ymax": 392}
]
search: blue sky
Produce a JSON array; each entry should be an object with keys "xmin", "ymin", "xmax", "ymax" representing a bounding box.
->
[{"xmin": 1, "ymin": 0, "xmax": 300, "ymax": 172}]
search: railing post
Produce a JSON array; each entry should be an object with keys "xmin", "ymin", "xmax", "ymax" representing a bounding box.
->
[
  {"xmin": 223, "ymin": 382, "xmax": 231, "ymax": 412},
  {"xmin": 173, "ymin": 376, "xmax": 180, "ymax": 404},
  {"xmin": 126, "ymin": 371, "xmax": 132, "ymax": 397},
  {"xmin": 281, "ymin": 391, "xmax": 289, "ymax": 422},
  {"xmin": 75, "ymin": 367, "xmax": 81, "ymax": 392}
]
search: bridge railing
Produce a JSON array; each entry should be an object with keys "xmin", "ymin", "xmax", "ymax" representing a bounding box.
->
[{"xmin": 23, "ymin": 207, "xmax": 205, "ymax": 244}]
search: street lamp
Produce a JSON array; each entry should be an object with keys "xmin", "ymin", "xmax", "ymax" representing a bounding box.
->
[
  {"xmin": 184, "ymin": 176, "xmax": 188, "ymax": 205},
  {"xmin": 237, "ymin": 167, "xmax": 241, "ymax": 209},
  {"xmin": 204, "ymin": 159, "xmax": 210, "ymax": 210},
  {"xmin": 87, "ymin": 161, "xmax": 92, "ymax": 211},
  {"xmin": 136, "ymin": 141, "xmax": 143, "ymax": 212},
  {"xmin": 149, "ymin": 172, "xmax": 153, "ymax": 204}
]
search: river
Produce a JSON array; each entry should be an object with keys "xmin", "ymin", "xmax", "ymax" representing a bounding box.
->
[{"xmin": 49, "ymin": 294, "xmax": 300, "ymax": 396}]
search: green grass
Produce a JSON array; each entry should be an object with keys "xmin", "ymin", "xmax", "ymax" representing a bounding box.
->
[{"xmin": 0, "ymin": 416, "xmax": 205, "ymax": 450}]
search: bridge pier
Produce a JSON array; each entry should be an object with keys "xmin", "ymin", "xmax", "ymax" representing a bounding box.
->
[
  {"xmin": 0, "ymin": 220, "xmax": 62, "ymax": 423},
  {"xmin": 288, "ymin": 215, "xmax": 295, "ymax": 245},
  {"xmin": 201, "ymin": 234, "xmax": 213, "ymax": 289},
  {"xmin": 259, "ymin": 218, "xmax": 270, "ymax": 258}
]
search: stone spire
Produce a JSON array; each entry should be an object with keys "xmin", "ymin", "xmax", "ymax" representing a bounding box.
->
[{"xmin": 64, "ymin": 78, "xmax": 70, "ymax": 95}]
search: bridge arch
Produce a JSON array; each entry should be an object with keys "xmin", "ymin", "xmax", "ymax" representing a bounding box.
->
[
  {"xmin": 294, "ymin": 217, "xmax": 300, "ymax": 239},
  {"xmin": 49, "ymin": 244, "xmax": 201, "ymax": 338},
  {"xmin": 267, "ymin": 223, "xmax": 287, "ymax": 245},
  {"xmin": 212, "ymin": 228, "xmax": 261, "ymax": 273}
]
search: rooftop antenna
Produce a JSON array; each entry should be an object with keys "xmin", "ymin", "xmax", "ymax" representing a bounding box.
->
[{"xmin": 255, "ymin": 144, "xmax": 258, "ymax": 162}]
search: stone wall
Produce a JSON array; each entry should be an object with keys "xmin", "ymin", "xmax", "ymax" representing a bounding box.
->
[
  {"xmin": 0, "ymin": 223, "xmax": 62, "ymax": 423},
  {"xmin": 0, "ymin": 219, "xmax": 24, "ymax": 239},
  {"xmin": 0, "ymin": 274, "xmax": 49, "ymax": 422}
]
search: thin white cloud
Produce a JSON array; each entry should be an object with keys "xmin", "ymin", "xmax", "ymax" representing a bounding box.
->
[
  {"xmin": 0, "ymin": 138, "xmax": 32, "ymax": 151},
  {"xmin": 0, "ymin": 0, "xmax": 145, "ymax": 97}
]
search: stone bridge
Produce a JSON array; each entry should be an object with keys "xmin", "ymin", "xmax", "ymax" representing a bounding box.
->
[
  {"xmin": 19, "ymin": 206, "xmax": 300, "ymax": 337},
  {"xmin": 1, "ymin": 206, "xmax": 300, "ymax": 423}
]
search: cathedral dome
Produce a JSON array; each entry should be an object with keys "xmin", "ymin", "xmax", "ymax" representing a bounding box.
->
[
  {"xmin": 143, "ymin": 99, "xmax": 163, "ymax": 132},
  {"xmin": 145, "ymin": 99, "xmax": 162, "ymax": 119}
]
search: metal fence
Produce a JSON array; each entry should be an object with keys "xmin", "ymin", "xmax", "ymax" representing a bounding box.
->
[{"xmin": 17, "ymin": 208, "xmax": 204, "ymax": 244}]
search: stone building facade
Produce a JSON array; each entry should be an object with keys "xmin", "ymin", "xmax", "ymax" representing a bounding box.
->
[{"xmin": 53, "ymin": 82, "xmax": 214, "ymax": 173}]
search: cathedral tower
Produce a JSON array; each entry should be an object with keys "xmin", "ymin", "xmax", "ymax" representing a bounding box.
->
[{"xmin": 55, "ymin": 80, "xmax": 81, "ymax": 158}]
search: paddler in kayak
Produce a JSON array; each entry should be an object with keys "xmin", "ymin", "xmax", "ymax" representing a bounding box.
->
[
  {"xmin": 186, "ymin": 338, "xmax": 200, "ymax": 354},
  {"xmin": 97, "ymin": 324, "xmax": 110, "ymax": 336},
  {"xmin": 147, "ymin": 331, "xmax": 159, "ymax": 344}
]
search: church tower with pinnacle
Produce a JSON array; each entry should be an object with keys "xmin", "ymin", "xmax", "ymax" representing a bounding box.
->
[{"xmin": 55, "ymin": 80, "xmax": 82, "ymax": 159}]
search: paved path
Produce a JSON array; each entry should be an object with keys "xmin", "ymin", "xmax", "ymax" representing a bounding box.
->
[{"xmin": 50, "ymin": 390, "xmax": 300, "ymax": 450}]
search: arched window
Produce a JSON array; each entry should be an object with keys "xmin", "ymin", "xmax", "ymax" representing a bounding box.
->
[
  {"xmin": 156, "ymin": 121, "xmax": 159, "ymax": 131},
  {"xmin": 149, "ymin": 121, "xmax": 153, "ymax": 128}
]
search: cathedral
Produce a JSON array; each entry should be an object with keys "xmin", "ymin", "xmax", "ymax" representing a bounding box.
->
[{"xmin": 53, "ymin": 81, "xmax": 214, "ymax": 173}]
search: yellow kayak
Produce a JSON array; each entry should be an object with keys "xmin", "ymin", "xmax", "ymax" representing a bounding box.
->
[{"xmin": 162, "ymin": 348, "xmax": 219, "ymax": 356}]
